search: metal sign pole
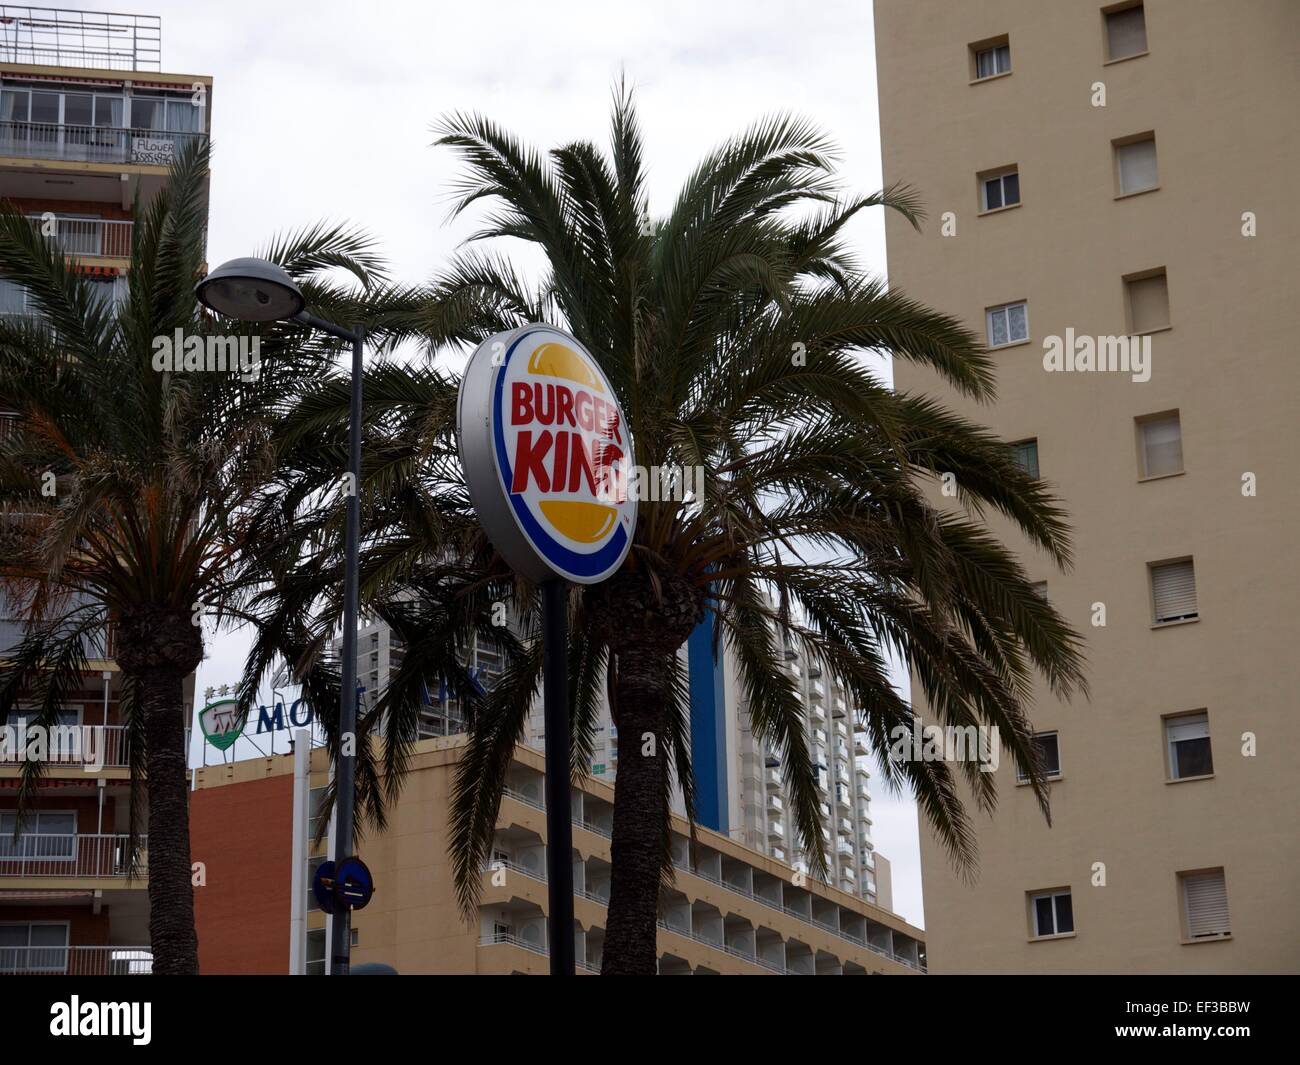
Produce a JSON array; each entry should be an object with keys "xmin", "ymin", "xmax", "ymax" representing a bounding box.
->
[{"xmin": 541, "ymin": 580, "xmax": 575, "ymax": 976}]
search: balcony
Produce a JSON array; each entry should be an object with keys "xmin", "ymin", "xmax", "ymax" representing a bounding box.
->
[
  {"xmin": 836, "ymin": 840, "xmax": 854, "ymax": 858},
  {"xmin": 0, "ymin": 724, "xmax": 129, "ymax": 770},
  {"xmin": 26, "ymin": 214, "xmax": 132, "ymax": 259},
  {"xmin": 0, "ymin": 833, "xmax": 145, "ymax": 879},
  {"xmin": 0, "ymin": 945, "xmax": 152, "ymax": 975},
  {"xmin": 764, "ymin": 767, "xmax": 781, "ymax": 789},
  {"xmin": 766, "ymin": 794, "xmax": 783, "ymax": 814},
  {"xmin": 766, "ymin": 820, "xmax": 785, "ymax": 841},
  {"xmin": 0, "ymin": 122, "xmax": 206, "ymax": 167}
]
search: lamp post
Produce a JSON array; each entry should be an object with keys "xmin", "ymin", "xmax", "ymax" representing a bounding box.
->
[{"xmin": 196, "ymin": 257, "xmax": 364, "ymax": 976}]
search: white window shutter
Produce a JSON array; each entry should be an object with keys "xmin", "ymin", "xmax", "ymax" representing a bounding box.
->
[
  {"xmin": 1184, "ymin": 872, "xmax": 1230, "ymax": 937},
  {"xmin": 1118, "ymin": 138, "xmax": 1158, "ymax": 194},
  {"xmin": 1106, "ymin": 7, "xmax": 1148, "ymax": 61},
  {"xmin": 1152, "ymin": 560, "xmax": 1197, "ymax": 622},
  {"xmin": 1166, "ymin": 714, "xmax": 1209, "ymax": 744},
  {"xmin": 1141, "ymin": 415, "xmax": 1183, "ymax": 476}
]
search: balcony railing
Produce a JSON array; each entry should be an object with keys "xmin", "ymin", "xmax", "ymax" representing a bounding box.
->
[
  {"xmin": 0, "ymin": 945, "xmax": 152, "ymax": 975},
  {"xmin": 0, "ymin": 723, "xmax": 129, "ymax": 768},
  {"xmin": 0, "ymin": 832, "xmax": 145, "ymax": 878},
  {"xmin": 25, "ymin": 214, "xmax": 132, "ymax": 258},
  {"xmin": 496, "ymin": 787, "xmax": 927, "ymax": 971},
  {"xmin": 477, "ymin": 932, "xmax": 600, "ymax": 973},
  {"xmin": 0, "ymin": 121, "xmax": 205, "ymax": 165}
]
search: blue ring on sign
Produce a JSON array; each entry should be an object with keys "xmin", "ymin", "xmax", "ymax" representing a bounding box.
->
[{"xmin": 492, "ymin": 328, "xmax": 629, "ymax": 580}]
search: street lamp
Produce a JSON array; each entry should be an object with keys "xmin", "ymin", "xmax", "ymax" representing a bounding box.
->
[{"xmin": 196, "ymin": 256, "xmax": 365, "ymax": 976}]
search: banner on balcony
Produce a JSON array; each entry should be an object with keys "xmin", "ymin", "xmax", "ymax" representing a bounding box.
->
[
  {"xmin": 457, "ymin": 324, "xmax": 636, "ymax": 584},
  {"xmin": 131, "ymin": 136, "xmax": 175, "ymax": 166}
]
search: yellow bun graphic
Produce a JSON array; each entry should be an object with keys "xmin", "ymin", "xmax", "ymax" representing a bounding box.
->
[
  {"xmin": 527, "ymin": 342, "xmax": 606, "ymax": 393},
  {"xmin": 539, "ymin": 500, "xmax": 618, "ymax": 543}
]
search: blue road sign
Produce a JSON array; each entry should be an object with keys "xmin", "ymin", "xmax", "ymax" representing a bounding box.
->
[{"xmin": 336, "ymin": 857, "xmax": 375, "ymax": 910}]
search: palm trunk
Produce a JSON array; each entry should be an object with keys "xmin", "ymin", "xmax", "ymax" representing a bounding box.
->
[
  {"xmin": 600, "ymin": 644, "xmax": 673, "ymax": 975},
  {"xmin": 138, "ymin": 665, "xmax": 199, "ymax": 974}
]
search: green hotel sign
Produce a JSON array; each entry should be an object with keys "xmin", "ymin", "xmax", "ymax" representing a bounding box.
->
[{"xmin": 198, "ymin": 697, "xmax": 248, "ymax": 752}]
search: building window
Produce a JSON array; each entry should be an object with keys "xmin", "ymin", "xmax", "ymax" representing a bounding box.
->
[
  {"xmin": 1150, "ymin": 559, "xmax": 1198, "ymax": 624},
  {"xmin": 0, "ymin": 811, "xmax": 76, "ymax": 860},
  {"xmin": 1125, "ymin": 268, "xmax": 1170, "ymax": 333},
  {"xmin": 307, "ymin": 855, "xmax": 327, "ymax": 912},
  {"xmin": 1180, "ymin": 869, "xmax": 1230, "ymax": 939},
  {"xmin": 972, "ymin": 38, "xmax": 1011, "ymax": 80},
  {"xmin": 986, "ymin": 301, "xmax": 1029, "ymax": 347},
  {"xmin": 1017, "ymin": 731, "xmax": 1061, "ymax": 782},
  {"xmin": 1010, "ymin": 439, "xmax": 1040, "ymax": 478},
  {"xmin": 980, "ymin": 168, "xmax": 1020, "ymax": 211},
  {"xmin": 1115, "ymin": 134, "xmax": 1158, "ymax": 196},
  {"xmin": 1136, "ymin": 412, "xmax": 1183, "ymax": 478},
  {"xmin": 1165, "ymin": 712, "xmax": 1213, "ymax": 780},
  {"xmin": 308, "ymin": 786, "xmax": 329, "ymax": 841},
  {"xmin": 306, "ymin": 929, "xmax": 326, "ymax": 975},
  {"xmin": 1104, "ymin": 3, "xmax": 1148, "ymax": 62},
  {"xmin": 1030, "ymin": 889, "xmax": 1074, "ymax": 937},
  {"xmin": 0, "ymin": 922, "xmax": 69, "ymax": 973}
]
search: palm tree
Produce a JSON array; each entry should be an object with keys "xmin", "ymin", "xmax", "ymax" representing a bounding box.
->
[
  {"xmin": 248, "ymin": 85, "xmax": 1087, "ymax": 975},
  {"xmin": 0, "ymin": 140, "xmax": 388, "ymax": 973},
  {"xmin": 431, "ymin": 87, "xmax": 1091, "ymax": 974}
]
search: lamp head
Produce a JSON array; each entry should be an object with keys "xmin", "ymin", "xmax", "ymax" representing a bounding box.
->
[{"xmin": 195, "ymin": 257, "xmax": 304, "ymax": 322}]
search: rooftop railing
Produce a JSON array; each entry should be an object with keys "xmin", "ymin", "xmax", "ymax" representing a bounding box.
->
[{"xmin": 0, "ymin": 7, "xmax": 161, "ymax": 71}]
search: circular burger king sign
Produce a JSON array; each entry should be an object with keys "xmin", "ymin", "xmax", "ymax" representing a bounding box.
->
[{"xmin": 457, "ymin": 324, "xmax": 636, "ymax": 584}]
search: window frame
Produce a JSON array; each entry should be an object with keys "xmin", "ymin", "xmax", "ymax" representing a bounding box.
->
[
  {"xmin": 1010, "ymin": 438, "xmax": 1040, "ymax": 479},
  {"xmin": 1149, "ymin": 557, "xmax": 1199, "ymax": 626},
  {"xmin": 1135, "ymin": 410, "xmax": 1183, "ymax": 480},
  {"xmin": 985, "ymin": 300, "xmax": 1030, "ymax": 348},
  {"xmin": 1178, "ymin": 868, "xmax": 1231, "ymax": 941},
  {"xmin": 1164, "ymin": 711, "xmax": 1214, "ymax": 782},
  {"xmin": 1124, "ymin": 266, "xmax": 1171, "ymax": 335},
  {"xmin": 979, "ymin": 167, "xmax": 1021, "ymax": 213},
  {"xmin": 1102, "ymin": 2, "xmax": 1149, "ymax": 65},
  {"xmin": 1029, "ymin": 889, "xmax": 1074, "ymax": 938},
  {"xmin": 0, "ymin": 920, "xmax": 71, "ymax": 974},
  {"xmin": 969, "ymin": 35, "xmax": 1012, "ymax": 82},
  {"xmin": 1113, "ymin": 132, "xmax": 1159, "ymax": 197},
  {"xmin": 1017, "ymin": 731, "xmax": 1061, "ymax": 783},
  {"xmin": 0, "ymin": 809, "xmax": 78, "ymax": 861}
]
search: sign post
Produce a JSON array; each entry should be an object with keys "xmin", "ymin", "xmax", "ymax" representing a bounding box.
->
[{"xmin": 458, "ymin": 324, "xmax": 636, "ymax": 976}]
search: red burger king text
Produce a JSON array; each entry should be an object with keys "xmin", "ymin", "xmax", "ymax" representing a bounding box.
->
[{"xmin": 510, "ymin": 382, "xmax": 626, "ymax": 498}]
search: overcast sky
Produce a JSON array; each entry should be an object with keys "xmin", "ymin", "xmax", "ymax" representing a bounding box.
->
[{"xmin": 143, "ymin": 0, "xmax": 926, "ymax": 927}]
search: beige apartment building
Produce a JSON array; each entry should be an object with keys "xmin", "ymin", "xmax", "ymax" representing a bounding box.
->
[
  {"xmin": 875, "ymin": 0, "xmax": 1299, "ymax": 972},
  {"xmin": 190, "ymin": 738, "xmax": 926, "ymax": 974}
]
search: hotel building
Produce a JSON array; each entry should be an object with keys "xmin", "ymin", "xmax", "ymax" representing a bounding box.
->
[
  {"xmin": 346, "ymin": 608, "xmax": 892, "ymax": 911},
  {"xmin": 0, "ymin": 7, "xmax": 210, "ymax": 975},
  {"xmin": 189, "ymin": 736, "xmax": 925, "ymax": 974},
  {"xmin": 875, "ymin": 0, "xmax": 1298, "ymax": 972}
]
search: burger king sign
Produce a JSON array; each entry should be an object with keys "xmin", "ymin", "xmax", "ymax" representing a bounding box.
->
[{"xmin": 457, "ymin": 324, "xmax": 637, "ymax": 584}]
